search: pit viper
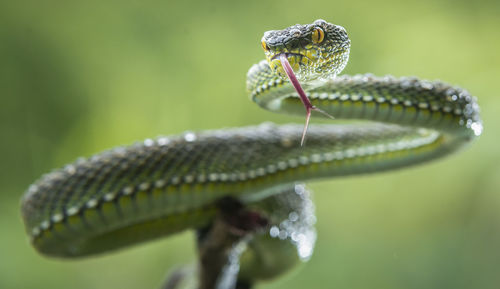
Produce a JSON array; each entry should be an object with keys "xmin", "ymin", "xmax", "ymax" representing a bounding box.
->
[{"xmin": 21, "ymin": 19, "xmax": 482, "ymax": 286}]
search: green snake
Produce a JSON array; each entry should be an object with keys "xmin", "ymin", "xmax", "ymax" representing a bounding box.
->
[{"xmin": 21, "ymin": 19, "xmax": 482, "ymax": 286}]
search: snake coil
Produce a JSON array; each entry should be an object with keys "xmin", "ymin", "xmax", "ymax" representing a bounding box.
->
[{"xmin": 21, "ymin": 19, "xmax": 481, "ymax": 285}]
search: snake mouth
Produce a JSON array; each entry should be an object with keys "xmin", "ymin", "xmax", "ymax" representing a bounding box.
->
[
  {"xmin": 268, "ymin": 52, "xmax": 312, "ymax": 81},
  {"xmin": 271, "ymin": 52, "xmax": 308, "ymax": 62}
]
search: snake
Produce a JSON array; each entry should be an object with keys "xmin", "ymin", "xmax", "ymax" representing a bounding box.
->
[{"xmin": 21, "ymin": 19, "xmax": 482, "ymax": 287}]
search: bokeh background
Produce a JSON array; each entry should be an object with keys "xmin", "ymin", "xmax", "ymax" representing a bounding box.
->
[{"xmin": 1, "ymin": 0, "xmax": 499, "ymax": 288}]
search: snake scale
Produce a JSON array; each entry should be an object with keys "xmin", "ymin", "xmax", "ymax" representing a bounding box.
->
[{"xmin": 21, "ymin": 20, "xmax": 482, "ymax": 286}]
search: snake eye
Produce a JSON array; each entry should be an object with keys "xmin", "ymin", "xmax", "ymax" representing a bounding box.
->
[
  {"xmin": 311, "ymin": 27, "xmax": 325, "ymax": 44},
  {"xmin": 261, "ymin": 40, "xmax": 269, "ymax": 51}
]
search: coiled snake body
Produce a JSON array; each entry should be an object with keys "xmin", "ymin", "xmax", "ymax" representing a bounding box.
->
[{"xmin": 21, "ymin": 20, "xmax": 482, "ymax": 285}]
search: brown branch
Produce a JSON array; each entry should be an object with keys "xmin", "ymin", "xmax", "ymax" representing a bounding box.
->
[{"xmin": 161, "ymin": 197, "xmax": 267, "ymax": 289}]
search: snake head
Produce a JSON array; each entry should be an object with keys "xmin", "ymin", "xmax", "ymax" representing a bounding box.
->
[{"xmin": 261, "ymin": 19, "xmax": 351, "ymax": 81}]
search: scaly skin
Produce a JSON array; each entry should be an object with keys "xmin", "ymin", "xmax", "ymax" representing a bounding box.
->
[{"xmin": 21, "ymin": 19, "xmax": 481, "ymax": 285}]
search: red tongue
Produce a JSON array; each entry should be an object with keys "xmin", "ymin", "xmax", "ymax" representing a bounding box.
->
[{"xmin": 279, "ymin": 54, "xmax": 334, "ymax": 146}]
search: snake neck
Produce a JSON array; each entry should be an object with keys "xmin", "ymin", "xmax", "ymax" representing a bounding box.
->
[{"xmin": 248, "ymin": 60, "xmax": 482, "ymax": 140}]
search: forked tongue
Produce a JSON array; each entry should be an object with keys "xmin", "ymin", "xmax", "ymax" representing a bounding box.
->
[{"xmin": 279, "ymin": 54, "xmax": 334, "ymax": 146}]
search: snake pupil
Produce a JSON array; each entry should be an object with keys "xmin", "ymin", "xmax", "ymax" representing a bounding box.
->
[{"xmin": 312, "ymin": 28, "xmax": 324, "ymax": 44}]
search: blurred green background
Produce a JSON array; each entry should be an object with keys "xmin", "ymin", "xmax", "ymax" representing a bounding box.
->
[{"xmin": 1, "ymin": 0, "xmax": 499, "ymax": 288}]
